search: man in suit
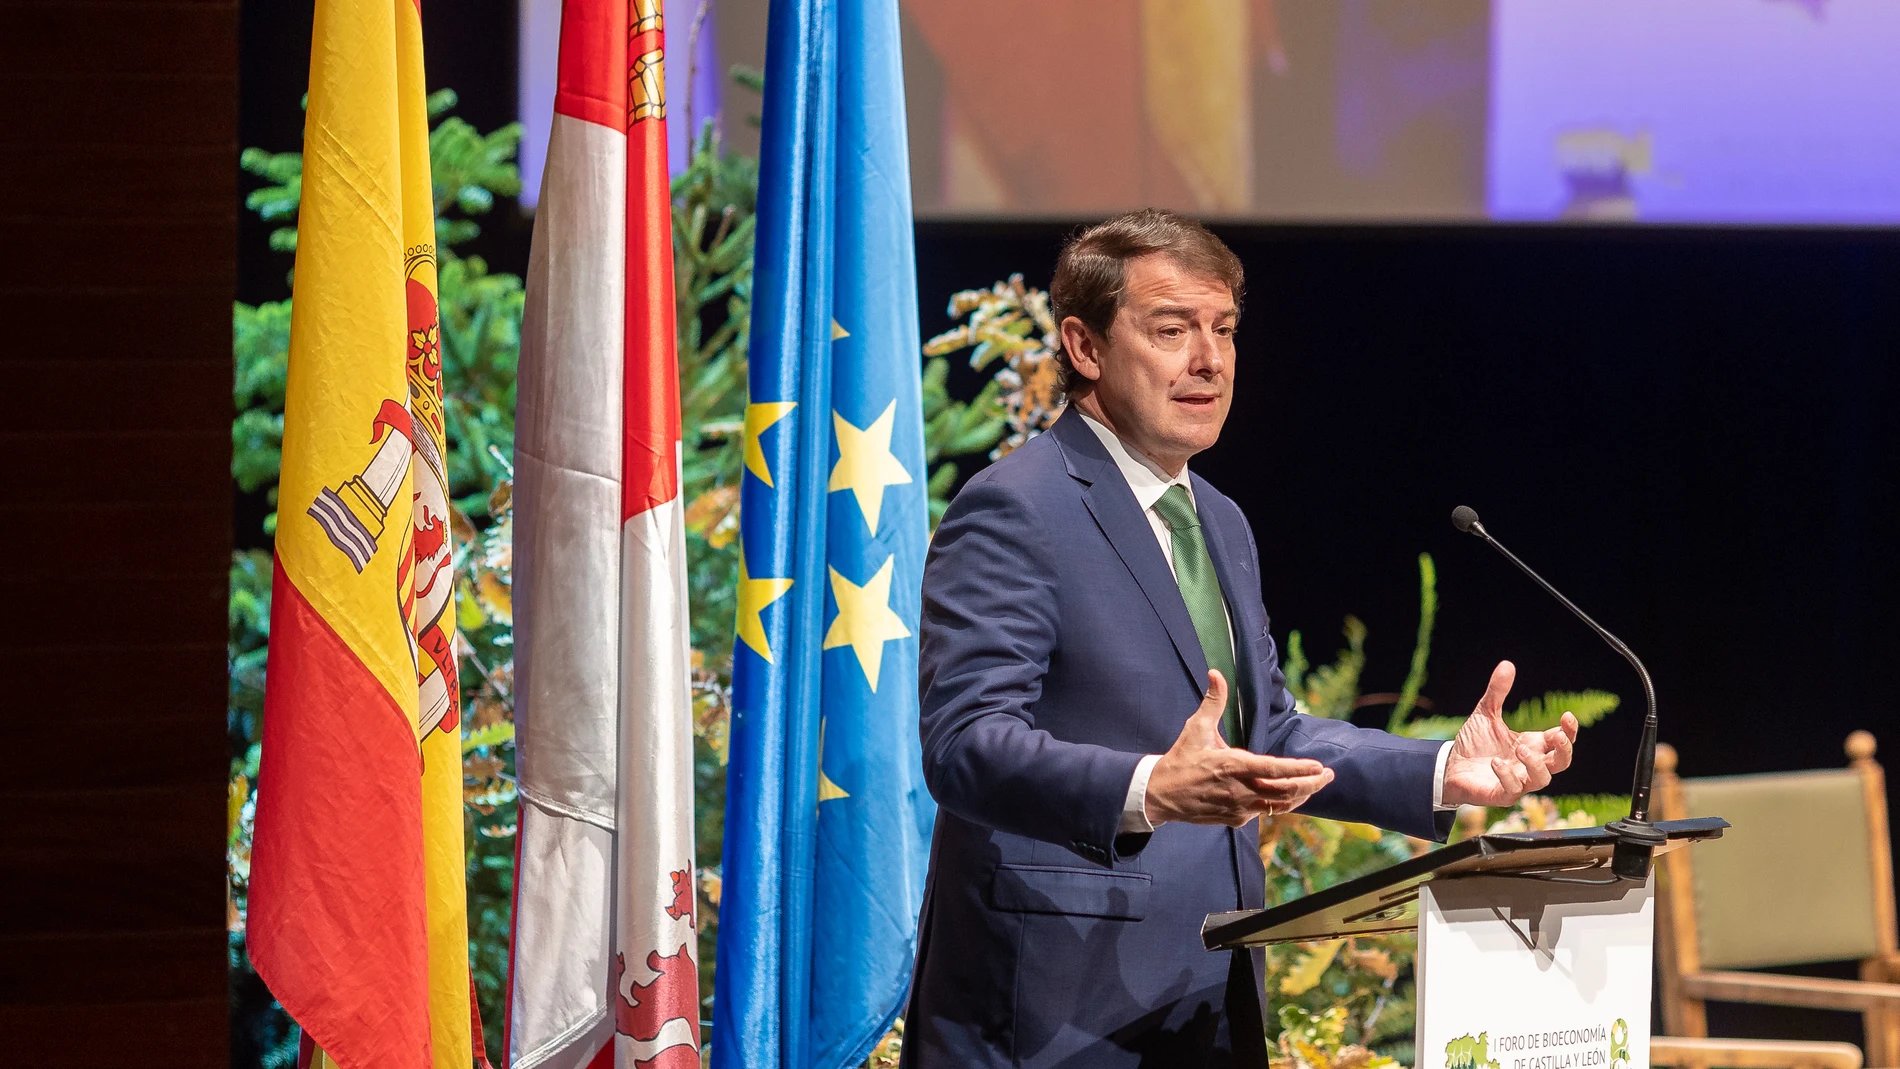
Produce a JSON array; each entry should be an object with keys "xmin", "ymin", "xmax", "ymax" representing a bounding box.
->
[{"xmin": 901, "ymin": 209, "xmax": 1579, "ymax": 1068}]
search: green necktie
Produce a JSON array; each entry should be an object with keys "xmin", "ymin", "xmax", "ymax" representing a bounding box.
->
[{"xmin": 1152, "ymin": 484, "xmax": 1243, "ymax": 744}]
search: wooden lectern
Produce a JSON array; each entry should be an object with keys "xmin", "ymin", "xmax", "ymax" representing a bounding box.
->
[{"xmin": 1205, "ymin": 818, "xmax": 1729, "ymax": 1069}]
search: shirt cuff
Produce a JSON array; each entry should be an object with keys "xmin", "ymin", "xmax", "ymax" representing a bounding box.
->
[
  {"xmin": 1120, "ymin": 753, "xmax": 1165, "ymax": 833},
  {"xmin": 1432, "ymin": 741, "xmax": 1454, "ymax": 810}
]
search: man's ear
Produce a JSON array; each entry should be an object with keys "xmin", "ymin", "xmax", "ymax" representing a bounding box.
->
[{"xmin": 1059, "ymin": 316, "xmax": 1103, "ymax": 383}]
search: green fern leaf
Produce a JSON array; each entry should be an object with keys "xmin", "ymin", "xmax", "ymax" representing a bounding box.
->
[
  {"xmin": 1505, "ymin": 690, "xmax": 1621, "ymax": 733},
  {"xmin": 463, "ymin": 721, "xmax": 514, "ymax": 754}
]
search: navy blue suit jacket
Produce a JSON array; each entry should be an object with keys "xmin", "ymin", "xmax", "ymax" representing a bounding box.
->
[{"xmin": 901, "ymin": 409, "xmax": 1452, "ymax": 1068}]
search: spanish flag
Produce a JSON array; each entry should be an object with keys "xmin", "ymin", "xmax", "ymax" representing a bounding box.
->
[{"xmin": 247, "ymin": 1, "xmax": 477, "ymax": 1067}]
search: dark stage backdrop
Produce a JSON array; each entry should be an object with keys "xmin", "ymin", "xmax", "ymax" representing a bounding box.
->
[
  {"xmin": 917, "ymin": 222, "xmax": 1900, "ymax": 800},
  {"xmin": 917, "ymin": 221, "xmax": 1900, "ymax": 1045},
  {"xmin": 6, "ymin": 0, "xmax": 237, "ymax": 1062}
]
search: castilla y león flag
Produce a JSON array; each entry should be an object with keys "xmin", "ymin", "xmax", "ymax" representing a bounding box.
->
[
  {"xmin": 506, "ymin": 1, "xmax": 700, "ymax": 1068},
  {"xmin": 247, "ymin": 1, "xmax": 480, "ymax": 1068}
]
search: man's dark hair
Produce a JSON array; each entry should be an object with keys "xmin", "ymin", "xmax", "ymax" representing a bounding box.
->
[{"xmin": 1048, "ymin": 208, "xmax": 1245, "ymax": 396}]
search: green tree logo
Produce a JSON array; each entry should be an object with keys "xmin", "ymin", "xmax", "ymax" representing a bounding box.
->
[{"xmin": 1446, "ymin": 1033, "xmax": 1502, "ymax": 1069}]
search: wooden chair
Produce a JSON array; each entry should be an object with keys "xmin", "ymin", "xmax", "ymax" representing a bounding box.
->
[
  {"xmin": 1450, "ymin": 809, "xmax": 1868, "ymax": 1069},
  {"xmin": 1651, "ymin": 1036, "xmax": 1862, "ymax": 1069},
  {"xmin": 1655, "ymin": 732, "xmax": 1900, "ymax": 1066}
]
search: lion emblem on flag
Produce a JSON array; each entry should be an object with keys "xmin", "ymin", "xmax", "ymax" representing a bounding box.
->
[{"xmin": 611, "ymin": 867, "xmax": 701, "ymax": 1068}]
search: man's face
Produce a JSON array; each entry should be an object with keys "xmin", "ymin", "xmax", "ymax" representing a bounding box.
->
[{"xmin": 1065, "ymin": 253, "xmax": 1238, "ymax": 474}]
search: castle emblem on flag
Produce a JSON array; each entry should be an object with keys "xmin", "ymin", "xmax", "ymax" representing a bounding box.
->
[
  {"xmin": 629, "ymin": 0, "xmax": 665, "ymax": 122},
  {"xmin": 305, "ymin": 246, "xmax": 460, "ymax": 740},
  {"xmin": 306, "ymin": 398, "xmax": 413, "ymax": 572}
]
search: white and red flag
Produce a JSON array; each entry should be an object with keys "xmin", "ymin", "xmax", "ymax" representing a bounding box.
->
[{"xmin": 508, "ymin": 1, "xmax": 700, "ymax": 1067}]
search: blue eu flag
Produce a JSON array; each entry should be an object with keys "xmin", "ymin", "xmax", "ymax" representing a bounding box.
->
[{"xmin": 713, "ymin": 0, "xmax": 935, "ymax": 1065}]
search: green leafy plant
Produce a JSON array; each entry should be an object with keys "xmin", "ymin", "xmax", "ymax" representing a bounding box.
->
[
  {"xmin": 1278, "ymin": 1004, "xmax": 1401, "ymax": 1069},
  {"xmin": 1264, "ymin": 553, "xmax": 1626, "ymax": 1063},
  {"xmin": 1287, "ymin": 555, "xmax": 1620, "ymax": 743},
  {"xmin": 921, "ymin": 274, "xmax": 1067, "ymax": 523}
]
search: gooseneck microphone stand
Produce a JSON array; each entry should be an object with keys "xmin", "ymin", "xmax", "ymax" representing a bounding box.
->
[{"xmin": 1451, "ymin": 506, "xmax": 1666, "ymax": 880}]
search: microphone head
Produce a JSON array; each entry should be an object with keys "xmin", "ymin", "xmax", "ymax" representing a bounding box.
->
[{"xmin": 1451, "ymin": 505, "xmax": 1481, "ymax": 534}]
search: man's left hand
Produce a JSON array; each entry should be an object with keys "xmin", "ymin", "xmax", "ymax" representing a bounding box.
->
[{"xmin": 1441, "ymin": 660, "xmax": 1579, "ymax": 808}]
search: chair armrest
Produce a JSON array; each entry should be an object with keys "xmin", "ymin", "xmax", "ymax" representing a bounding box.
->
[
  {"xmin": 1651, "ymin": 1036, "xmax": 1862, "ymax": 1069},
  {"xmin": 1684, "ymin": 970, "xmax": 1900, "ymax": 1012},
  {"xmin": 1865, "ymin": 952, "xmax": 1900, "ymax": 984}
]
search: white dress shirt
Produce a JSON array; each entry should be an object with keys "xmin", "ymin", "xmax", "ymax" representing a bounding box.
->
[{"xmin": 1075, "ymin": 412, "xmax": 1453, "ymax": 835}]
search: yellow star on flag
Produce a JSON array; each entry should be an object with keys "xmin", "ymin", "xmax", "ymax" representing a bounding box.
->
[
  {"xmin": 829, "ymin": 400, "xmax": 913, "ymax": 533},
  {"xmin": 735, "ymin": 554, "xmax": 794, "ymax": 663},
  {"xmin": 742, "ymin": 401, "xmax": 797, "ymax": 488},
  {"xmin": 817, "ymin": 719, "xmax": 849, "ymax": 803},
  {"xmin": 823, "ymin": 555, "xmax": 912, "ymax": 691}
]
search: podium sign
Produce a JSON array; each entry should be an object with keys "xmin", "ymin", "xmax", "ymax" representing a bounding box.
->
[
  {"xmin": 1417, "ymin": 875, "xmax": 1652, "ymax": 1069},
  {"xmin": 1204, "ymin": 820, "xmax": 1726, "ymax": 1069}
]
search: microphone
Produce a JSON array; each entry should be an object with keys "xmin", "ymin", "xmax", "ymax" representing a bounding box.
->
[{"xmin": 1450, "ymin": 505, "xmax": 1665, "ymax": 881}]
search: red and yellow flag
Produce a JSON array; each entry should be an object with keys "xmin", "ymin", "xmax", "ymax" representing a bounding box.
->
[
  {"xmin": 505, "ymin": 2, "xmax": 699, "ymax": 1067},
  {"xmin": 248, "ymin": 1, "xmax": 476, "ymax": 1066}
]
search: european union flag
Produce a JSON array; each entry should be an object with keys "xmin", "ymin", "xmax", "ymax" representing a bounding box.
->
[{"xmin": 713, "ymin": 0, "xmax": 935, "ymax": 1066}]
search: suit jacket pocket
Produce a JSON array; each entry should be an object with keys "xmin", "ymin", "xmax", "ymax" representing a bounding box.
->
[{"xmin": 988, "ymin": 864, "xmax": 1151, "ymax": 920}]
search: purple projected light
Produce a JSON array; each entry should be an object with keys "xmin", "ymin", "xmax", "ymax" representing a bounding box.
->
[{"xmin": 1488, "ymin": 0, "xmax": 1900, "ymax": 224}]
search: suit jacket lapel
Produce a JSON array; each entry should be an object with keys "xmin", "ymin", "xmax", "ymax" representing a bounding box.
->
[
  {"xmin": 1051, "ymin": 411, "xmax": 1210, "ymax": 688},
  {"xmin": 1194, "ymin": 473, "xmax": 1268, "ymax": 749}
]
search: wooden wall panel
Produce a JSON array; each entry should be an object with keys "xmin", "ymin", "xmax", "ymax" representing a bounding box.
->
[{"xmin": 0, "ymin": 0, "xmax": 236, "ymax": 1063}]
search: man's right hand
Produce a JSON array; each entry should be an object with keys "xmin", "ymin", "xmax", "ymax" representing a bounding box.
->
[{"xmin": 1144, "ymin": 670, "xmax": 1335, "ymax": 828}]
